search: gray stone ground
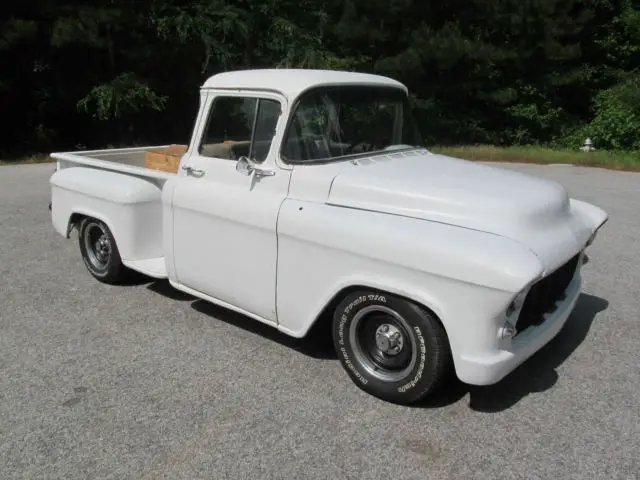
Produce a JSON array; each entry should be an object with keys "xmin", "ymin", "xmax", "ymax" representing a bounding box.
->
[{"xmin": 0, "ymin": 163, "xmax": 638, "ymax": 479}]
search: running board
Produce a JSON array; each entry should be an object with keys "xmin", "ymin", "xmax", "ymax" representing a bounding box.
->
[{"xmin": 123, "ymin": 257, "xmax": 168, "ymax": 279}]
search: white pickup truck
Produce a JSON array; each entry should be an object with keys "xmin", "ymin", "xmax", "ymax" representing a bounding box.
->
[{"xmin": 49, "ymin": 69, "xmax": 608, "ymax": 404}]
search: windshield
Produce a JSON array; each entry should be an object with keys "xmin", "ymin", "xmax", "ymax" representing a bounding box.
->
[{"xmin": 280, "ymin": 85, "xmax": 424, "ymax": 163}]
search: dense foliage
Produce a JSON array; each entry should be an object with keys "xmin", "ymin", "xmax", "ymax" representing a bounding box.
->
[{"xmin": 1, "ymin": 0, "xmax": 638, "ymax": 157}]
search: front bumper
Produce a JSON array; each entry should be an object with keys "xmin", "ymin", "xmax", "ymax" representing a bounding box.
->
[{"xmin": 454, "ymin": 268, "xmax": 582, "ymax": 386}]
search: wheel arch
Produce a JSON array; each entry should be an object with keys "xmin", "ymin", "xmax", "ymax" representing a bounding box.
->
[
  {"xmin": 65, "ymin": 209, "xmax": 118, "ymax": 242},
  {"xmin": 66, "ymin": 208, "xmax": 120, "ymax": 258},
  {"xmin": 66, "ymin": 212, "xmax": 85, "ymax": 237},
  {"xmin": 295, "ymin": 281, "xmax": 451, "ymax": 347}
]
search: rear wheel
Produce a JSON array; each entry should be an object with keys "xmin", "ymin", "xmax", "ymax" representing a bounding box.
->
[
  {"xmin": 332, "ymin": 290, "xmax": 451, "ymax": 405},
  {"xmin": 78, "ymin": 217, "xmax": 126, "ymax": 284}
]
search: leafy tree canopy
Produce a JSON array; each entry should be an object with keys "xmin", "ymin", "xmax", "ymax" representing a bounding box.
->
[{"xmin": 1, "ymin": 0, "xmax": 637, "ymax": 156}]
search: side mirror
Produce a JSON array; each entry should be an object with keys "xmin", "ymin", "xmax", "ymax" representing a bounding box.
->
[
  {"xmin": 236, "ymin": 156, "xmax": 275, "ymax": 178},
  {"xmin": 236, "ymin": 156, "xmax": 254, "ymax": 176}
]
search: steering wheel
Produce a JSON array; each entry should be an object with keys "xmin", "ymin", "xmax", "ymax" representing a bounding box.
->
[{"xmin": 343, "ymin": 142, "xmax": 375, "ymax": 155}]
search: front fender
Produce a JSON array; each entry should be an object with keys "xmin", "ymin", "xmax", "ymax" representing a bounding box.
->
[
  {"xmin": 569, "ymin": 198, "xmax": 609, "ymax": 245},
  {"xmin": 275, "ymin": 200, "xmax": 544, "ymax": 339}
]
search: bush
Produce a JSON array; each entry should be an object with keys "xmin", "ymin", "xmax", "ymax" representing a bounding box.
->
[{"xmin": 572, "ymin": 73, "xmax": 640, "ymax": 150}]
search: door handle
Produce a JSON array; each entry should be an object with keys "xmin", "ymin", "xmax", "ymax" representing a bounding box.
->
[
  {"xmin": 253, "ymin": 166, "xmax": 275, "ymax": 177},
  {"xmin": 181, "ymin": 165, "xmax": 205, "ymax": 177}
]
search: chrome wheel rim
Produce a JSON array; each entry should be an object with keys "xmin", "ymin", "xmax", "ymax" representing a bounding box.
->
[
  {"xmin": 84, "ymin": 222, "xmax": 111, "ymax": 270},
  {"xmin": 349, "ymin": 305, "xmax": 417, "ymax": 382}
]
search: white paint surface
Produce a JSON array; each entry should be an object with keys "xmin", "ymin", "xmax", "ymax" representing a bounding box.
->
[{"xmin": 48, "ymin": 69, "xmax": 608, "ymax": 386}]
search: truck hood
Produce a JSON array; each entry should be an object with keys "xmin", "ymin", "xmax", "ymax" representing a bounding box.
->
[{"xmin": 326, "ymin": 150, "xmax": 605, "ymax": 273}]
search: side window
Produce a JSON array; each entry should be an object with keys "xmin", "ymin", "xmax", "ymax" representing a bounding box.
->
[{"xmin": 198, "ymin": 96, "xmax": 280, "ymax": 163}]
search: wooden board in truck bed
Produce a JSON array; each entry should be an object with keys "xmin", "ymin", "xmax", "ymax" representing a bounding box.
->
[{"xmin": 145, "ymin": 145, "xmax": 188, "ymax": 173}]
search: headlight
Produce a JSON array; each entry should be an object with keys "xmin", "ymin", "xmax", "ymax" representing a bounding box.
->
[
  {"xmin": 499, "ymin": 289, "xmax": 528, "ymax": 340},
  {"xmin": 498, "ymin": 323, "xmax": 517, "ymax": 340}
]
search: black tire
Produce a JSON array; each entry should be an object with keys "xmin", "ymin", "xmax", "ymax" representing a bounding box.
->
[
  {"xmin": 332, "ymin": 289, "xmax": 451, "ymax": 405},
  {"xmin": 78, "ymin": 217, "xmax": 126, "ymax": 284}
]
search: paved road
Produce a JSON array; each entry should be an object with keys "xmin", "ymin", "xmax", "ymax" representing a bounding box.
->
[{"xmin": 1, "ymin": 163, "xmax": 638, "ymax": 479}]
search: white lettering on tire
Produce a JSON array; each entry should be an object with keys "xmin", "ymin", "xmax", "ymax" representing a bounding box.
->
[
  {"xmin": 338, "ymin": 314, "xmax": 348, "ymax": 346},
  {"xmin": 337, "ymin": 294, "xmax": 387, "ymax": 384},
  {"xmin": 340, "ymin": 347, "xmax": 368, "ymax": 384},
  {"xmin": 397, "ymin": 326, "xmax": 427, "ymax": 393}
]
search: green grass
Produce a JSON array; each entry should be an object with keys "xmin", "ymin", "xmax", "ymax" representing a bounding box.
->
[
  {"xmin": 0, "ymin": 154, "xmax": 53, "ymax": 166},
  {"xmin": 431, "ymin": 145, "xmax": 640, "ymax": 171}
]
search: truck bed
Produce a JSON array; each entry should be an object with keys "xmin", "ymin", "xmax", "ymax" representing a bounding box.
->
[{"xmin": 51, "ymin": 145, "xmax": 179, "ymax": 180}]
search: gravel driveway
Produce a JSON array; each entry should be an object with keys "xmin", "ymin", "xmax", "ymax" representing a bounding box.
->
[{"xmin": 0, "ymin": 162, "xmax": 638, "ymax": 479}]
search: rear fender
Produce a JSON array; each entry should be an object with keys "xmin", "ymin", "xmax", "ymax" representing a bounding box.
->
[{"xmin": 50, "ymin": 167, "xmax": 164, "ymax": 261}]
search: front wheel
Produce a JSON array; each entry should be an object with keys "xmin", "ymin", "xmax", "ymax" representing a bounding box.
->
[
  {"xmin": 78, "ymin": 217, "xmax": 126, "ymax": 284},
  {"xmin": 332, "ymin": 290, "xmax": 451, "ymax": 405}
]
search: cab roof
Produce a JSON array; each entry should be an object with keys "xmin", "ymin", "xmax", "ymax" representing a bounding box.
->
[{"xmin": 201, "ymin": 69, "xmax": 407, "ymax": 99}]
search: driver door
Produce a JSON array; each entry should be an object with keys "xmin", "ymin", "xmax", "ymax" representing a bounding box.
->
[{"xmin": 171, "ymin": 90, "xmax": 290, "ymax": 323}]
